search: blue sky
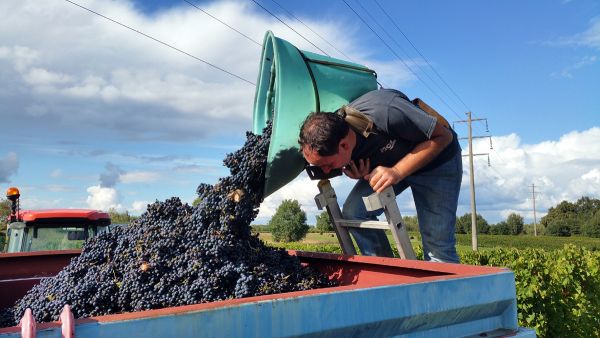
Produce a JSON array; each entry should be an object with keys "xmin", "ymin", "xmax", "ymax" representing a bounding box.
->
[{"xmin": 1, "ymin": 0, "xmax": 599, "ymax": 225}]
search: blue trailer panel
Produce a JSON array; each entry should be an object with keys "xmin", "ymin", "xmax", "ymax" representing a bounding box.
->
[{"xmin": 0, "ymin": 251, "xmax": 536, "ymax": 337}]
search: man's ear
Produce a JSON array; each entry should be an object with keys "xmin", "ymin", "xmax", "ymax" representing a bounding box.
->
[
  {"xmin": 339, "ymin": 130, "xmax": 353, "ymax": 152},
  {"xmin": 338, "ymin": 138, "xmax": 349, "ymax": 151}
]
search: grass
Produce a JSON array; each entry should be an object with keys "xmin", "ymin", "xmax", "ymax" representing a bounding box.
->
[
  {"xmin": 455, "ymin": 233, "xmax": 600, "ymax": 251},
  {"xmin": 257, "ymin": 231, "xmax": 600, "ymax": 252}
]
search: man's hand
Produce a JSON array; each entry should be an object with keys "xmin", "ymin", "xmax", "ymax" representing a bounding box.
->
[
  {"xmin": 365, "ymin": 166, "xmax": 402, "ymax": 193},
  {"xmin": 342, "ymin": 158, "xmax": 370, "ymax": 180}
]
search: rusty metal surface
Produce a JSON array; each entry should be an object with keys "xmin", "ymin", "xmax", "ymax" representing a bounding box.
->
[{"xmin": 0, "ymin": 250, "xmax": 80, "ymax": 308}]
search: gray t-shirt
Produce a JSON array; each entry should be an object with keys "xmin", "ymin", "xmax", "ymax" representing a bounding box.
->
[{"xmin": 348, "ymin": 88, "xmax": 459, "ymax": 172}]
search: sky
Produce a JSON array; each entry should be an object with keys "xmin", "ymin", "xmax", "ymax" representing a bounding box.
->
[{"xmin": 1, "ymin": 0, "xmax": 599, "ymax": 226}]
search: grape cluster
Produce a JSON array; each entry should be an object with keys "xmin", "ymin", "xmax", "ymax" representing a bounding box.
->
[{"xmin": 0, "ymin": 122, "xmax": 335, "ymax": 327}]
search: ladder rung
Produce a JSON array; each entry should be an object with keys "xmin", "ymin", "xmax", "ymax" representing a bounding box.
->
[{"xmin": 336, "ymin": 220, "xmax": 390, "ymax": 230}]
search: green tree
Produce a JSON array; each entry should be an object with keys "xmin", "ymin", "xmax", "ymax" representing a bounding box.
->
[
  {"xmin": 251, "ymin": 224, "xmax": 271, "ymax": 233},
  {"xmin": 490, "ymin": 221, "xmax": 511, "ymax": 235},
  {"xmin": 402, "ymin": 215, "xmax": 419, "ymax": 232},
  {"xmin": 523, "ymin": 222, "xmax": 545, "ymax": 236},
  {"xmin": 546, "ymin": 221, "xmax": 572, "ymax": 237},
  {"xmin": 315, "ymin": 211, "xmax": 333, "ymax": 233},
  {"xmin": 542, "ymin": 200, "xmax": 577, "ymax": 236},
  {"xmin": 108, "ymin": 208, "xmax": 138, "ymax": 224},
  {"xmin": 574, "ymin": 196, "xmax": 600, "ymax": 217},
  {"xmin": 540, "ymin": 197, "xmax": 600, "ymax": 237},
  {"xmin": 581, "ymin": 209, "xmax": 600, "ymax": 238},
  {"xmin": 455, "ymin": 213, "xmax": 489, "ymax": 234},
  {"xmin": 506, "ymin": 213, "xmax": 524, "ymax": 235},
  {"xmin": 575, "ymin": 197, "xmax": 600, "ymax": 236},
  {"xmin": 192, "ymin": 197, "xmax": 202, "ymax": 207},
  {"xmin": 269, "ymin": 200, "xmax": 309, "ymax": 242},
  {"xmin": 0, "ymin": 198, "xmax": 10, "ymax": 220},
  {"xmin": 0, "ymin": 198, "xmax": 11, "ymax": 250}
]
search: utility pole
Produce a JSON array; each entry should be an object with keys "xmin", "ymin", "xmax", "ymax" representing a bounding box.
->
[
  {"xmin": 529, "ymin": 183, "xmax": 538, "ymax": 236},
  {"xmin": 454, "ymin": 112, "xmax": 491, "ymax": 251}
]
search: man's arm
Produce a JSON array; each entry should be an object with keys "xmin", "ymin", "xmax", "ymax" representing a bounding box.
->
[{"xmin": 366, "ymin": 122, "xmax": 453, "ymax": 192}]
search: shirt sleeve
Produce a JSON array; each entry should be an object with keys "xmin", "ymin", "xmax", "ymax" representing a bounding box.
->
[{"xmin": 384, "ymin": 94, "xmax": 437, "ymax": 142}]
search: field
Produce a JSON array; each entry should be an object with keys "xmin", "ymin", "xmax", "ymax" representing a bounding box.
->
[{"xmin": 257, "ymin": 231, "xmax": 600, "ymax": 253}]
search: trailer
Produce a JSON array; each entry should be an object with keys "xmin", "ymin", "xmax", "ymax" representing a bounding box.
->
[{"xmin": 0, "ymin": 250, "xmax": 534, "ymax": 337}]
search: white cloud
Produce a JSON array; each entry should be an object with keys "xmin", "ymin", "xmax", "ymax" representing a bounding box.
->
[
  {"xmin": 0, "ymin": 152, "xmax": 19, "ymax": 183},
  {"xmin": 462, "ymin": 127, "xmax": 600, "ymax": 222},
  {"xmin": 551, "ymin": 55, "xmax": 597, "ymax": 78},
  {"xmin": 549, "ymin": 16, "xmax": 600, "ymax": 50},
  {"xmin": 130, "ymin": 200, "xmax": 149, "ymax": 215},
  {"xmin": 545, "ymin": 16, "xmax": 600, "ymax": 77},
  {"xmin": 566, "ymin": 168, "xmax": 600, "ymax": 200},
  {"xmin": 366, "ymin": 59, "xmax": 418, "ymax": 89},
  {"xmin": 23, "ymin": 67, "xmax": 74, "ymax": 86},
  {"xmin": 0, "ymin": 1, "xmax": 410, "ymax": 142},
  {"xmin": 0, "ymin": 45, "xmax": 38, "ymax": 71},
  {"xmin": 44, "ymin": 184, "xmax": 74, "ymax": 193},
  {"xmin": 86, "ymin": 185, "xmax": 123, "ymax": 211},
  {"xmin": 0, "ymin": 0, "xmax": 415, "ymax": 221},
  {"xmin": 256, "ymin": 176, "xmax": 321, "ymax": 224},
  {"xmin": 120, "ymin": 171, "xmax": 161, "ymax": 183},
  {"xmin": 574, "ymin": 17, "xmax": 600, "ymax": 49}
]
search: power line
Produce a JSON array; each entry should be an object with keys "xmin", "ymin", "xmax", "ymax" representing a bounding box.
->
[
  {"xmin": 268, "ymin": 0, "xmax": 351, "ymax": 61},
  {"xmin": 64, "ymin": 0, "xmax": 255, "ymax": 86},
  {"xmin": 342, "ymin": 0, "xmax": 460, "ymax": 120},
  {"xmin": 354, "ymin": 1, "xmax": 461, "ymax": 117},
  {"xmin": 358, "ymin": 1, "xmax": 493, "ymax": 136},
  {"xmin": 373, "ymin": 0, "xmax": 473, "ymax": 114},
  {"xmin": 489, "ymin": 138, "xmax": 510, "ymax": 165},
  {"xmin": 371, "ymin": 0, "xmax": 501, "ymax": 138},
  {"xmin": 486, "ymin": 165, "xmax": 506, "ymax": 184},
  {"xmin": 350, "ymin": 1, "xmax": 516, "ymax": 225},
  {"xmin": 183, "ymin": 0, "xmax": 262, "ymax": 47},
  {"xmin": 249, "ymin": 0, "xmax": 329, "ymax": 55},
  {"xmin": 352, "ymin": 0, "xmax": 502, "ymax": 159}
]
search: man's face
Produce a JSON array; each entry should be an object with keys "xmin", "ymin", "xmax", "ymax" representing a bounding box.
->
[{"xmin": 302, "ymin": 140, "xmax": 352, "ymax": 174}]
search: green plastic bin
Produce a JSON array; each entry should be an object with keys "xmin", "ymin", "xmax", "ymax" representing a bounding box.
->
[{"xmin": 253, "ymin": 31, "xmax": 378, "ymax": 197}]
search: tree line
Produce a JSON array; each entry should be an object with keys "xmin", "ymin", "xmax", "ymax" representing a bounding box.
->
[
  {"xmin": 260, "ymin": 196, "xmax": 600, "ymax": 243},
  {"xmin": 2, "ymin": 195, "xmax": 598, "ymax": 245},
  {"xmin": 454, "ymin": 196, "xmax": 600, "ymax": 237}
]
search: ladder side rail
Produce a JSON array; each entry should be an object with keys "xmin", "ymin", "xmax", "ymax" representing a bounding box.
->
[
  {"xmin": 315, "ymin": 180, "xmax": 357, "ymax": 255},
  {"xmin": 363, "ymin": 186, "xmax": 417, "ymax": 260},
  {"xmin": 381, "ymin": 189, "xmax": 417, "ymax": 260}
]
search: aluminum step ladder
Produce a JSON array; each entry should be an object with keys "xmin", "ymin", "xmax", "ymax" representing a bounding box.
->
[{"xmin": 314, "ymin": 179, "xmax": 417, "ymax": 259}]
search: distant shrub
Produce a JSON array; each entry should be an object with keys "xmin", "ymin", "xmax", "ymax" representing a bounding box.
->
[
  {"xmin": 269, "ymin": 200, "xmax": 309, "ymax": 242},
  {"xmin": 315, "ymin": 211, "xmax": 333, "ymax": 233}
]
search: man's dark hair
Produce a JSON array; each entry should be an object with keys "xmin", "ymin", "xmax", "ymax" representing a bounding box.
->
[{"xmin": 298, "ymin": 112, "xmax": 349, "ymax": 156}]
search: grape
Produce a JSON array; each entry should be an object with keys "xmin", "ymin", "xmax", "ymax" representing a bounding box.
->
[{"xmin": 0, "ymin": 121, "xmax": 335, "ymax": 327}]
